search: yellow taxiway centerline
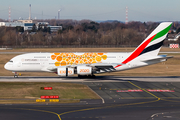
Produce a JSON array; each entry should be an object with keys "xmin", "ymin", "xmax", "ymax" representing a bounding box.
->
[{"xmin": 128, "ymin": 81, "xmax": 160, "ymax": 100}]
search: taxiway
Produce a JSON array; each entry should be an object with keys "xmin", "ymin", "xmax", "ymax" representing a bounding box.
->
[{"xmin": 1, "ymin": 76, "xmax": 180, "ymax": 120}]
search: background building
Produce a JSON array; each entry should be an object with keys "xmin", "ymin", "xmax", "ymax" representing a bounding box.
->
[
  {"xmin": 18, "ymin": 20, "xmax": 33, "ymax": 23},
  {"xmin": 0, "ymin": 20, "xmax": 62, "ymax": 32},
  {"xmin": 0, "ymin": 21, "xmax": 24, "ymax": 27}
]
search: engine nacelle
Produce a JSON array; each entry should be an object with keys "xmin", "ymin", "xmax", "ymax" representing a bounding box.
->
[
  {"xmin": 57, "ymin": 67, "xmax": 74, "ymax": 76},
  {"xmin": 77, "ymin": 66, "xmax": 92, "ymax": 75}
]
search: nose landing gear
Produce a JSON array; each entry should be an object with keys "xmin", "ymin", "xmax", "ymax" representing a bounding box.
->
[{"xmin": 13, "ymin": 72, "xmax": 18, "ymax": 78}]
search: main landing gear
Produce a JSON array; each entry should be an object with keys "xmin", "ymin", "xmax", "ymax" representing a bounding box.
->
[{"xmin": 78, "ymin": 74, "xmax": 96, "ymax": 78}]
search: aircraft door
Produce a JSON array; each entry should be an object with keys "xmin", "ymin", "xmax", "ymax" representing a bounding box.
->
[
  {"xmin": 17, "ymin": 62, "xmax": 21, "ymax": 67},
  {"xmin": 117, "ymin": 56, "xmax": 121, "ymax": 61},
  {"xmin": 41, "ymin": 61, "xmax": 48, "ymax": 67},
  {"xmin": 41, "ymin": 62, "xmax": 45, "ymax": 67}
]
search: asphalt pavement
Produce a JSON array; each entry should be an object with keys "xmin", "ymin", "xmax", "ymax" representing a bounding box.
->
[{"xmin": 1, "ymin": 76, "xmax": 180, "ymax": 120}]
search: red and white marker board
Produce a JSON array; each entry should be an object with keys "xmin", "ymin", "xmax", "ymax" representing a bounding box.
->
[{"xmin": 169, "ymin": 44, "xmax": 179, "ymax": 48}]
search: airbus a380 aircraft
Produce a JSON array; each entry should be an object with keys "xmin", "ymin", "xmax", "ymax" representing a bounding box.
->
[{"xmin": 4, "ymin": 22, "xmax": 172, "ymax": 78}]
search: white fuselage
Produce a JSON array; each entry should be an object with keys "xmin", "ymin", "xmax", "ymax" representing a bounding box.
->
[{"xmin": 4, "ymin": 52, "xmax": 161, "ymax": 74}]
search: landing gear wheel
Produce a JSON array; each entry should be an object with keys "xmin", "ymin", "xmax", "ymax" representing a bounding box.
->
[
  {"xmin": 78, "ymin": 74, "xmax": 96, "ymax": 78},
  {"xmin": 14, "ymin": 75, "xmax": 18, "ymax": 78},
  {"xmin": 13, "ymin": 72, "xmax": 18, "ymax": 78},
  {"xmin": 78, "ymin": 75, "xmax": 83, "ymax": 78},
  {"xmin": 92, "ymin": 74, "xmax": 96, "ymax": 78}
]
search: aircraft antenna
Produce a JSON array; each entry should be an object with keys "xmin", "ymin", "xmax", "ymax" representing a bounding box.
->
[
  {"xmin": 125, "ymin": 6, "xmax": 128, "ymax": 24},
  {"xmin": 29, "ymin": 4, "xmax": 31, "ymax": 20},
  {"xmin": 58, "ymin": 9, "xmax": 61, "ymax": 20},
  {"xmin": 9, "ymin": 6, "xmax": 11, "ymax": 22}
]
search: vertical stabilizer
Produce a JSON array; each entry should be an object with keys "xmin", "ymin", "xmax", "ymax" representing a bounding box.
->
[{"xmin": 116, "ymin": 22, "xmax": 172, "ymax": 67}]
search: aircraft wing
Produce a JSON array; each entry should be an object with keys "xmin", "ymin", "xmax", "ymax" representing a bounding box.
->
[
  {"xmin": 89, "ymin": 63, "xmax": 121, "ymax": 73},
  {"xmin": 43, "ymin": 63, "xmax": 120, "ymax": 73}
]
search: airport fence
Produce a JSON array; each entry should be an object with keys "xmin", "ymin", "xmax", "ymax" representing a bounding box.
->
[
  {"xmin": 1, "ymin": 44, "xmax": 169, "ymax": 48},
  {"xmin": 2, "ymin": 45, "xmax": 137, "ymax": 48}
]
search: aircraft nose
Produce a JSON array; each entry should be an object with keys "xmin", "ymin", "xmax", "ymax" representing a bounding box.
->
[
  {"xmin": 4, "ymin": 62, "xmax": 12, "ymax": 71},
  {"xmin": 4, "ymin": 63, "xmax": 8, "ymax": 70}
]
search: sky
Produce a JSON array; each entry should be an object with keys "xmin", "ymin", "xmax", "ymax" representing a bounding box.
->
[{"xmin": 0, "ymin": 0, "xmax": 180, "ymax": 22}]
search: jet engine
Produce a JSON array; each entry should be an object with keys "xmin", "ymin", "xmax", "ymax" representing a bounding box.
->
[
  {"xmin": 57, "ymin": 67, "xmax": 74, "ymax": 76},
  {"xmin": 77, "ymin": 66, "xmax": 92, "ymax": 75}
]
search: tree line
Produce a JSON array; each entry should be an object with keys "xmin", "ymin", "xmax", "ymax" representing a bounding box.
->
[{"xmin": 0, "ymin": 19, "xmax": 179, "ymax": 47}]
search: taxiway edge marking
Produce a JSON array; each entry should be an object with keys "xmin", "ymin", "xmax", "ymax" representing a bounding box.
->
[
  {"xmin": 161, "ymin": 99, "xmax": 180, "ymax": 103},
  {"xmin": 87, "ymin": 85, "xmax": 105, "ymax": 104}
]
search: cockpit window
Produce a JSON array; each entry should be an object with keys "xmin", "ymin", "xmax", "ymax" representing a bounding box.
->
[{"xmin": 9, "ymin": 60, "xmax": 13, "ymax": 63}]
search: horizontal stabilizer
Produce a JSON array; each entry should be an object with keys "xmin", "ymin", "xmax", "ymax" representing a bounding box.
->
[{"xmin": 141, "ymin": 55, "xmax": 173, "ymax": 62}]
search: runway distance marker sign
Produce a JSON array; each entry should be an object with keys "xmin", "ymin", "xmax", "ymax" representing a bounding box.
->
[
  {"xmin": 36, "ymin": 99, "xmax": 46, "ymax": 102},
  {"xmin": 41, "ymin": 95, "xmax": 59, "ymax": 99},
  {"xmin": 49, "ymin": 99, "xmax": 59, "ymax": 102},
  {"xmin": 40, "ymin": 87, "xmax": 52, "ymax": 90}
]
